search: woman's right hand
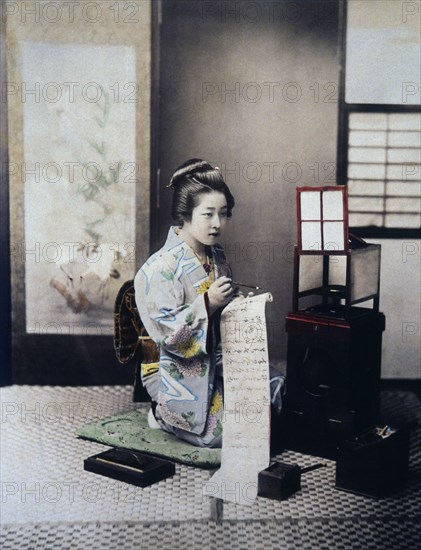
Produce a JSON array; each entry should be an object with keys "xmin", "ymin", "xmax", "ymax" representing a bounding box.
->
[{"xmin": 207, "ymin": 276, "xmax": 233, "ymax": 313}]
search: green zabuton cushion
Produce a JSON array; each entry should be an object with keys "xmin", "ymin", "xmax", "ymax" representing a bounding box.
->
[{"xmin": 77, "ymin": 407, "xmax": 221, "ymax": 468}]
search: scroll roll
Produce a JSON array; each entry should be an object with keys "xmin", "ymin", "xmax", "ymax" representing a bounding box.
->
[{"xmin": 203, "ymin": 292, "xmax": 273, "ymax": 506}]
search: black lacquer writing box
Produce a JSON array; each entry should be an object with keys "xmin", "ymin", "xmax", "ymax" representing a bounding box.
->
[
  {"xmin": 335, "ymin": 426, "xmax": 409, "ymax": 498},
  {"xmin": 84, "ymin": 448, "xmax": 175, "ymax": 487}
]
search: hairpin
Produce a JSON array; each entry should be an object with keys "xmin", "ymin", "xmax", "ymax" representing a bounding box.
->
[
  {"xmin": 167, "ymin": 172, "xmax": 199, "ymax": 188},
  {"xmin": 167, "ymin": 161, "xmax": 211, "ymax": 188}
]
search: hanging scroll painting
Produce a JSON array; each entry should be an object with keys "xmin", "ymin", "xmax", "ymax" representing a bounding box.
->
[{"xmin": 22, "ymin": 42, "xmax": 137, "ymax": 335}]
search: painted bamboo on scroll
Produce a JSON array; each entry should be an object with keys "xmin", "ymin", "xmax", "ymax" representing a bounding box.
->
[{"xmin": 23, "ymin": 42, "xmax": 136, "ymax": 334}]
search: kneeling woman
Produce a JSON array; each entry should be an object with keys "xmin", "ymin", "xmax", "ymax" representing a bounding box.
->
[{"xmin": 135, "ymin": 159, "xmax": 235, "ymax": 447}]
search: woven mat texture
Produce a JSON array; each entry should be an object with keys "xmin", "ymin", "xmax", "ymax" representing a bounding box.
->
[{"xmin": 1, "ymin": 385, "xmax": 420, "ymax": 550}]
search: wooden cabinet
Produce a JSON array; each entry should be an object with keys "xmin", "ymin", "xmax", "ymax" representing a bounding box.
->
[{"xmin": 282, "ymin": 307, "xmax": 385, "ymax": 458}]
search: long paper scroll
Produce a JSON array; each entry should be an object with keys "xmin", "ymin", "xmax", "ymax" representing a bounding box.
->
[{"xmin": 203, "ymin": 293, "xmax": 273, "ymax": 506}]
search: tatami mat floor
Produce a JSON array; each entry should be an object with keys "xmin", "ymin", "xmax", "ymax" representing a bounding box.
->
[{"xmin": 1, "ymin": 385, "xmax": 420, "ymax": 549}]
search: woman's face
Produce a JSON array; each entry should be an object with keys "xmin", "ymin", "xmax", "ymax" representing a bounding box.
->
[{"xmin": 182, "ymin": 191, "xmax": 228, "ymax": 249}]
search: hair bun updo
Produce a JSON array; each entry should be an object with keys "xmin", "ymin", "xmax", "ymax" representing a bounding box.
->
[
  {"xmin": 168, "ymin": 158, "xmax": 235, "ymax": 225},
  {"xmin": 168, "ymin": 158, "xmax": 214, "ymax": 189}
]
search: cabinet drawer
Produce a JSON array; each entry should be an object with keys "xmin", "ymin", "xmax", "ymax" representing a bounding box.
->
[{"xmin": 286, "ymin": 316, "xmax": 350, "ymax": 341}]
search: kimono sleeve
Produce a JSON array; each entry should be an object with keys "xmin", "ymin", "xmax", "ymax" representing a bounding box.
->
[{"xmin": 134, "ymin": 263, "xmax": 210, "ymax": 360}]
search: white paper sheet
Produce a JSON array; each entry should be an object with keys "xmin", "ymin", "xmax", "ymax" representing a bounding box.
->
[{"xmin": 203, "ymin": 293, "xmax": 273, "ymax": 506}]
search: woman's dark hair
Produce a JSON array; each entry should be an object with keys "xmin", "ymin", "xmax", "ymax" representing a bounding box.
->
[{"xmin": 169, "ymin": 159, "xmax": 235, "ymax": 225}]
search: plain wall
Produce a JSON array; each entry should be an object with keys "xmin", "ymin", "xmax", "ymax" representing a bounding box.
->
[
  {"xmin": 376, "ymin": 239, "xmax": 421, "ymax": 379},
  {"xmin": 155, "ymin": 0, "xmax": 341, "ymax": 365}
]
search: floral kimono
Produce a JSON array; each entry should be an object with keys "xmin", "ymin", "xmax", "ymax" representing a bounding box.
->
[{"xmin": 134, "ymin": 226, "xmax": 230, "ymax": 447}]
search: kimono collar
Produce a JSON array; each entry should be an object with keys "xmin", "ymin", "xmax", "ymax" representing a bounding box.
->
[
  {"xmin": 164, "ymin": 226, "xmax": 208, "ymax": 261},
  {"xmin": 163, "ymin": 226, "xmax": 187, "ymax": 251},
  {"xmin": 163, "ymin": 226, "xmax": 221, "ymax": 278}
]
